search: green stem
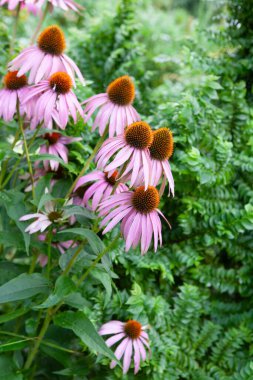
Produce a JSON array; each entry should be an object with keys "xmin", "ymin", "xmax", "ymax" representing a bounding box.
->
[
  {"xmin": 46, "ymin": 229, "xmax": 53, "ymax": 279},
  {"xmin": 28, "ymin": 251, "xmax": 38, "ymax": 274},
  {"xmin": 66, "ymin": 126, "xmax": 108, "ymax": 199},
  {"xmin": 24, "ymin": 309, "xmax": 52, "ymax": 370},
  {"xmin": 30, "ymin": 2, "xmax": 50, "ymax": 45},
  {"xmin": 0, "ymin": 129, "xmax": 20, "ymax": 186},
  {"xmin": 1, "ymin": 124, "xmax": 43, "ymax": 189},
  {"xmin": 9, "ymin": 3, "xmax": 21, "ymax": 57},
  {"xmin": 17, "ymin": 101, "xmax": 35, "ymax": 199},
  {"xmin": 62, "ymin": 242, "xmax": 85, "ymax": 275},
  {"xmin": 22, "ymin": 233, "xmax": 120, "ymax": 371}
]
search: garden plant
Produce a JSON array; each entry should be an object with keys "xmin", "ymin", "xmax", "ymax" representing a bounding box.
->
[{"xmin": 0, "ymin": 0, "xmax": 253, "ymax": 379}]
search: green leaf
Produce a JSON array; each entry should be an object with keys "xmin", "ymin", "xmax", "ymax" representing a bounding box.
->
[
  {"xmin": 0, "ymin": 339, "xmax": 30, "ymax": 353},
  {"xmin": 58, "ymin": 228, "xmax": 104, "ymax": 255},
  {"xmin": 63, "ymin": 205, "xmax": 95, "ymax": 219},
  {"xmin": 34, "ymin": 174, "xmax": 53, "ymax": 207},
  {"xmin": 0, "ymin": 355, "xmax": 23, "ymax": 380},
  {"xmin": 54, "ymin": 311, "xmax": 118, "ymax": 363},
  {"xmin": 0, "ymin": 262, "xmax": 24, "ymax": 286},
  {"xmin": 0, "ymin": 308, "xmax": 29, "ymax": 324},
  {"xmin": 35, "ymin": 275, "xmax": 76, "ymax": 309},
  {"xmin": 0, "ymin": 273, "xmax": 49, "ymax": 304},
  {"xmin": 92, "ymin": 268, "xmax": 112, "ymax": 306},
  {"xmin": 37, "ymin": 193, "xmax": 55, "ymax": 211},
  {"xmin": 63, "ymin": 292, "xmax": 88, "ymax": 309},
  {"xmin": 0, "ymin": 190, "xmax": 30, "ymax": 254}
]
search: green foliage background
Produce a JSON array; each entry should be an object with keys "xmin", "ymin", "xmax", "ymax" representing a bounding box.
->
[{"xmin": 0, "ymin": 0, "xmax": 253, "ymax": 379}]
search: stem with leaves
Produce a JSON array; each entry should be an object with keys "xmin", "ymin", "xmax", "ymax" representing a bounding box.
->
[
  {"xmin": 77, "ymin": 233, "xmax": 120, "ymax": 286},
  {"xmin": 17, "ymin": 101, "xmax": 35, "ymax": 199},
  {"xmin": 1, "ymin": 122, "xmax": 43, "ymax": 189},
  {"xmin": 46, "ymin": 229, "xmax": 53, "ymax": 279},
  {"xmin": 23, "ymin": 233, "xmax": 120, "ymax": 371}
]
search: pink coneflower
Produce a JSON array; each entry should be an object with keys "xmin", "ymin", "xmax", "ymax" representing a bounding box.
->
[
  {"xmin": 39, "ymin": 132, "xmax": 81, "ymax": 170},
  {"xmin": 99, "ymin": 319, "xmax": 150, "ymax": 374},
  {"xmin": 8, "ymin": 25, "xmax": 84, "ymax": 86},
  {"xmin": 83, "ymin": 76, "xmax": 140, "ymax": 137},
  {"xmin": 0, "ymin": 0, "xmax": 34, "ymax": 10},
  {"xmin": 36, "ymin": 0, "xmax": 82, "ymax": 12},
  {"xmin": 96, "ymin": 121, "xmax": 153, "ymax": 190},
  {"xmin": 37, "ymin": 254, "xmax": 48, "ymax": 268},
  {"xmin": 0, "ymin": 71, "xmax": 29, "ymax": 121},
  {"xmin": 38, "ymin": 229, "xmax": 77, "ymax": 254},
  {"xmin": 149, "ymin": 128, "xmax": 174, "ymax": 196},
  {"xmin": 22, "ymin": 72, "xmax": 83, "ymax": 129},
  {"xmin": 21, "ymin": 2, "xmax": 41, "ymax": 15},
  {"xmin": 99, "ymin": 186, "xmax": 170, "ymax": 254},
  {"xmin": 19, "ymin": 201, "xmax": 63, "ymax": 234},
  {"xmin": 74, "ymin": 170, "xmax": 128, "ymax": 211}
]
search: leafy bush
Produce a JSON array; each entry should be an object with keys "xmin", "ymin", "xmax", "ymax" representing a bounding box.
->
[{"xmin": 0, "ymin": 0, "xmax": 252, "ymax": 379}]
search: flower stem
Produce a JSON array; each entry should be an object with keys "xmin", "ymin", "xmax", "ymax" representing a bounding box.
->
[
  {"xmin": 1, "ymin": 122, "xmax": 43, "ymax": 189},
  {"xmin": 62, "ymin": 242, "xmax": 85, "ymax": 275},
  {"xmin": 30, "ymin": 2, "xmax": 50, "ymax": 45},
  {"xmin": 9, "ymin": 3, "xmax": 21, "ymax": 57},
  {"xmin": 23, "ymin": 234, "xmax": 120, "ymax": 371},
  {"xmin": 17, "ymin": 101, "xmax": 35, "ymax": 199},
  {"xmin": 46, "ymin": 229, "xmax": 53, "ymax": 279},
  {"xmin": 66, "ymin": 126, "xmax": 109, "ymax": 199},
  {"xmin": 0, "ymin": 128, "xmax": 20, "ymax": 187},
  {"xmin": 24, "ymin": 309, "xmax": 52, "ymax": 370}
]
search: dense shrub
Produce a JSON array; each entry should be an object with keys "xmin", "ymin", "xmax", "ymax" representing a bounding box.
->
[{"xmin": 0, "ymin": 0, "xmax": 252, "ymax": 379}]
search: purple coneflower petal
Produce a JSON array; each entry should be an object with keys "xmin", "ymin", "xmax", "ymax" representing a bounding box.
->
[
  {"xmin": 110, "ymin": 338, "xmax": 129, "ymax": 369},
  {"xmin": 123, "ymin": 339, "xmax": 133, "ymax": 374},
  {"xmin": 105, "ymin": 332, "xmax": 125, "ymax": 348}
]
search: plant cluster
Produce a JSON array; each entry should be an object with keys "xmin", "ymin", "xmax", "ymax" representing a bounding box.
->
[{"xmin": 0, "ymin": 0, "xmax": 252, "ymax": 379}]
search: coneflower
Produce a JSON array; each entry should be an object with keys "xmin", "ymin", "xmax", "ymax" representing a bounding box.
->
[
  {"xmin": 39, "ymin": 132, "xmax": 81, "ymax": 171},
  {"xmin": 96, "ymin": 121, "xmax": 153, "ymax": 190},
  {"xmin": 99, "ymin": 319, "xmax": 150, "ymax": 374},
  {"xmin": 74, "ymin": 170, "xmax": 128, "ymax": 211},
  {"xmin": 0, "ymin": 71, "xmax": 31, "ymax": 121},
  {"xmin": 149, "ymin": 128, "xmax": 174, "ymax": 196},
  {"xmin": 8, "ymin": 25, "xmax": 84, "ymax": 86},
  {"xmin": 99, "ymin": 186, "xmax": 170, "ymax": 254},
  {"xmin": 35, "ymin": 0, "xmax": 82, "ymax": 12},
  {"xmin": 83, "ymin": 76, "xmax": 140, "ymax": 137},
  {"xmin": 22, "ymin": 72, "xmax": 83, "ymax": 129}
]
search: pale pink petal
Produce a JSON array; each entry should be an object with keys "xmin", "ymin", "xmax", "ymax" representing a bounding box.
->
[
  {"xmin": 105, "ymin": 332, "xmax": 126, "ymax": 348},
  {"xmin": 123, "ymin": 339, "xmax": 133, "ymax": 374}
]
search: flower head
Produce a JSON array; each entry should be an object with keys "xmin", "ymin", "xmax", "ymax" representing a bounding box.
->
[
  {"xmin": 19, "ymin": 201, "xmax": 64, "ymax": 234},
  {"xmin": 99, "ymin": 319, "xmax": 150, "ymax": 374},
  {"xmin": 36, "ymin": 0, "xmax": 82, "ymax": 11},
  {"xmin": 83, "ymin": 75, "xmax": 140, "ymax": 137},
  {"xmin": 0, "ymin": 71, "xmax": 30, "ymax": 121},
  {"xmin": 8, "ymin": 25, "xmax": 84, "ymax": 86},
  {"xmin": 74, "ymin": 170, "xmax": 128, "ymax": 211},
  {"xmin": 39, "ymin": 132, "xmax": 81, "ymax": 171},
  {"xmin": 99, "ymin": 186, "xmax": 170, "ymax": 254},
  {"xmin": 22, "ymin": 71, "xmax": 83, "ymax": 129},
  {"xmin": 149, "ymin": 128, "xmax": 174, "ymax": 196},
  {"xmin": 96, "ymin": 121, "xmax": 153, "ymax": 190},
  {"xmin": 0, "ymin": 0, "xmax": 34, "ymax": 10}
]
